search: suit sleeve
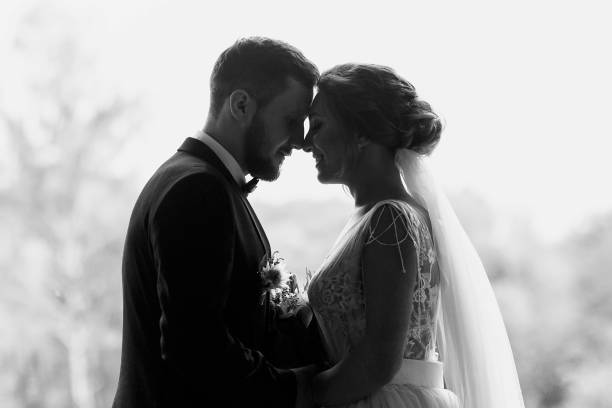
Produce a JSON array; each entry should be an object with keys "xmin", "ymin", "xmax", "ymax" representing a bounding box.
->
[{"xmin": 150, "ymin": 173, "xmax": 296, "ymax": 407}]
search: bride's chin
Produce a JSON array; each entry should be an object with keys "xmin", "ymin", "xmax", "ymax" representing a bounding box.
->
[
  {"xmin": 316, "ymin": 172, "xmax": 338, "ymax": 185},
  {"xmin": 315, "ymin": 163, "xmax": 339, "ymax": 184}
]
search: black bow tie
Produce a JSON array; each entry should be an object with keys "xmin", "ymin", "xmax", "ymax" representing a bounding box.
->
[{"xmin": 242, "ymin": 178, "xmax": 259, "ymax": 195}]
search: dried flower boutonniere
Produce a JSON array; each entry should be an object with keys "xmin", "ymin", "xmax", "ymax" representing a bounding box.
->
[
  {"xmin": 271, "ymin": 274, "xmax": 306, "ymax": 318},
  {"xmin": 259, "ymin": 252, "xmax": 311, "ymax": 321},
  {"xmin": 259, "ymin": 251, "xmax": 290, "ymax": 294}
]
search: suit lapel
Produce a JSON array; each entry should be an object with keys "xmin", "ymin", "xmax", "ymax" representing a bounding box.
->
[
  {"xmin": 178, "ymin": 137, "xmax": 270, "ymax": 257},
  {"xmin": 178, "ymin": 137, "xmax": 238, "ymax": 187},
  {"xmin": 240, "ymin": 195, "xmax": 271, "ymax": 257}
]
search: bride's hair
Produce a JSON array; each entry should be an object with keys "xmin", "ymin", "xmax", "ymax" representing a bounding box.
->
[{"xmin": 316, "ymin": 64, "xmax": 442, "ymax": 155}]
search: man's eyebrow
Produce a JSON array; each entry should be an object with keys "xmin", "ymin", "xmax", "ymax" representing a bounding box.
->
[{"xmin": 288, "ymin": 109, "xmax": 308, "ymax": 118}]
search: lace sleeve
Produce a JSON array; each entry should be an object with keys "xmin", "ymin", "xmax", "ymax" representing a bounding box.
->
[{"xmin": 364, "ymin": 202, "xmax": 423, "ymax": 274}]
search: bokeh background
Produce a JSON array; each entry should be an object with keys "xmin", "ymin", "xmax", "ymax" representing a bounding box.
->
[{"xmin": 1, "ymin": 0, "xmax": 611, "ymax": 407}]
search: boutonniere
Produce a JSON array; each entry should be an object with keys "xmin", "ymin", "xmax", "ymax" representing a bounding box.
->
[
  {"xmin": 271, "ymin": 274, "xmax": 305, "ymax": 318},
  {"xmin": 259, "ymin": 251, "xmax": 290, "ymax": 293},
  {"xmin": 259, "ymin": 252, "xmax": 310, "ymax": 319}
]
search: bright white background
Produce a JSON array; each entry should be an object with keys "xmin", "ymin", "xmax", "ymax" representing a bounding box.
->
[
  {"xmin": 1, "ymin": 1, "xmax": 612, "ymax": 407},
  {"xmin": 3, "ymin": 0, "xmax": 610, "ymax": 241}
]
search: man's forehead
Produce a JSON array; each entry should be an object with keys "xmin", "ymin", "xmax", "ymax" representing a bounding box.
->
[
  {"xmin": 288, "ymin": 91, "xmax": 311, "ymax": 108},
  {"xmin": 264, "ymin": 77, "xmax": 312, "ymax": 115}
]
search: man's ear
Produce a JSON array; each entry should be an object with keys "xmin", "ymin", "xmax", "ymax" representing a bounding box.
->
[{"xmin": 228, "ymin": 89, "xmax": 257, "ymax": 126}]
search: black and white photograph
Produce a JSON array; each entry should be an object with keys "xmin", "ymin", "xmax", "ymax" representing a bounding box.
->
[{"xmin": 1, "ymin": 1, "xmax": 610, "ymax": 407}]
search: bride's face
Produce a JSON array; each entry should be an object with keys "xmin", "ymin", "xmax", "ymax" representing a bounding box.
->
[{"xmin": 303, "ymin": 94, "xmax": 352, "ymax": 184}]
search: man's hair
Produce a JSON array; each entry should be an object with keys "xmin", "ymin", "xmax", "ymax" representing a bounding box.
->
[{"xmin": 209, "ymin": 37, "xmax": 319, "ymax": 116}]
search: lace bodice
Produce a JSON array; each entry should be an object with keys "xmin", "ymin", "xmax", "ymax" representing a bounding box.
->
[{"xmin": 307, "ymin": 200, "xmax": 441, "ymax": 364}]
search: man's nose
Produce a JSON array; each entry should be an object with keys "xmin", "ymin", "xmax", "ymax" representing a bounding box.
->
[
  {"xmin": 288, "ymin": 127, "xmax": 305, "ymax": 151},
  {"xmin": 290, "ymin": 135, "xmax": 303, "ymax": 151},
  {"xmin": 302, "ymin": 131, "xmax": 313, "ymax": 152}
]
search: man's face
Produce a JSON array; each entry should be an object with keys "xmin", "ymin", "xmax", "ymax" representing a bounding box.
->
[{"xmin": 245, "ymin": 78, "xmax": 312, "ymax": 181}]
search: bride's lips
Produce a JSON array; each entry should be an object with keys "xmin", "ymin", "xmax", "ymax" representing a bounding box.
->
[{"xmin": 312, "ymin": 153, "xmax": 323, "ymax": 167}]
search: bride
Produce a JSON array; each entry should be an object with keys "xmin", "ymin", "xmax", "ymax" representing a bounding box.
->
[{"xmin": 301, "ymin": 63, "xmax": 525, "ymax": 407}]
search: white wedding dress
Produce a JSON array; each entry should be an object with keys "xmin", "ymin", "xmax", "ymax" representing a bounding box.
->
[{"xmin": 308, "ymin": 199, "xmax": 460, "ymax": 407}]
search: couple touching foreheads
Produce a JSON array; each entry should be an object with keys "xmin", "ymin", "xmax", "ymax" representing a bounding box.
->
[{"xmin": 113, "ymin": 37, "xmax": 525, "ymax": 408}]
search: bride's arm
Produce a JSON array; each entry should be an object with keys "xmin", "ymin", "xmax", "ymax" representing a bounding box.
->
[{"xmin": 311, "ymin": 205, "xmax": 417, "ymax": 406}]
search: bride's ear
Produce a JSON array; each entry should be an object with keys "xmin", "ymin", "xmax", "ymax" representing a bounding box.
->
[{"xmin": 228, "ymin": 89, "xmax": 256, "ymax": 127}]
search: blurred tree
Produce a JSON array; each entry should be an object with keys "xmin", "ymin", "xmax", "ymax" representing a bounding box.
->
[
  {"xmin": 0, "ymin": 4, "xmax": 141, "ymax": 408},
  {"xmin": 451, "ymin": 190, "xmax": 612, "ymax": 407},
  {"xmin": 556, "ymin": 213, "xmax": 612, "ymax": 408}
]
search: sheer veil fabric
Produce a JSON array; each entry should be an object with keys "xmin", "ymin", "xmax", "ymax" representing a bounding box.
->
[{"xmin": 395, "ymin": 149, "xmax": 525, "ymax": 408}]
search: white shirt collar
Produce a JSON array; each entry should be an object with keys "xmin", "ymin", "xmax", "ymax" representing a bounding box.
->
[{"xmin": 194, "ymin": 130, "xmax": 246, "ymax": 187}]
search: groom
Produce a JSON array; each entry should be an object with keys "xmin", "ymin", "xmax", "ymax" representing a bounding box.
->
[{"xmin": 113, "ymin": 37, "xmax": 323, "ymax": 408}]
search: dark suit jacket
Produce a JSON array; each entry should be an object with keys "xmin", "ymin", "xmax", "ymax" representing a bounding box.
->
[{"xmin": 113, "ymin": 137, "xmax": 313, "ymax": 408}]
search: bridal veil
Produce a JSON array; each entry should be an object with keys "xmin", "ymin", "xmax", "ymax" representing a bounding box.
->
[{"xmin": 396, "ymin": 149, "xmax": 525, "ymax": 408}]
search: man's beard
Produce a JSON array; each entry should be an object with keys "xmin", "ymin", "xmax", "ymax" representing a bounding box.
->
[{"xmin": 244, "ymin": 114, "xmax": 282, "ymax": 181}]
